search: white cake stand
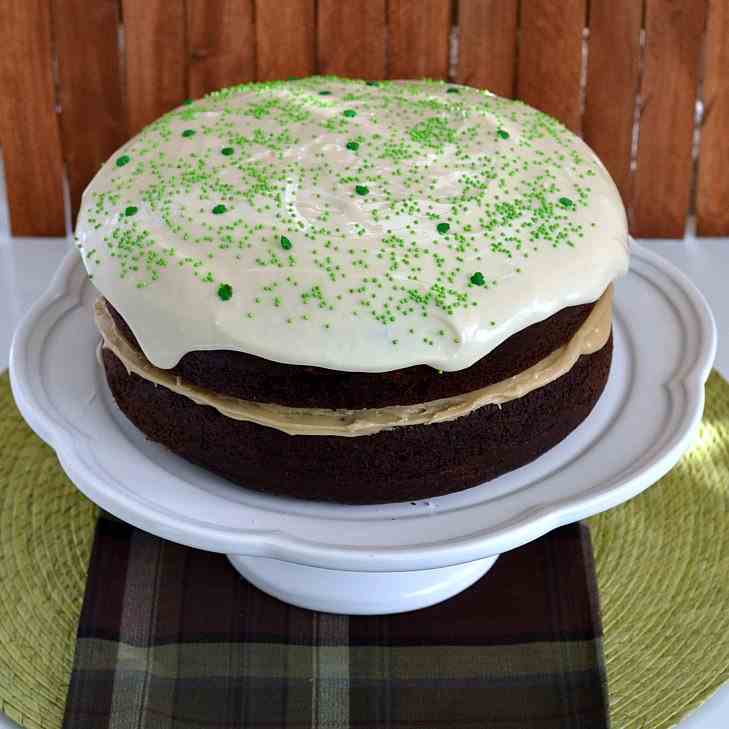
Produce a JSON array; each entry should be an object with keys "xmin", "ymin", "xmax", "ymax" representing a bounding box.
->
[{"xmin": 10, "ymin": 243, "xmax": 716, "ymax": 614}]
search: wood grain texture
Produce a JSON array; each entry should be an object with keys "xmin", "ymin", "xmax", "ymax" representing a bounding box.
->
[
  {"xmin": 53, "ymin": 0, "xmax": 125, "ymax": 223},
  {"xmin": 317, "ymin": 0, "xmax": 386, "ymax": 79},
  {"xmin": 255, "ymin": 0, "xmax": 315, "ymax": 81},
  {"xmin": 633, "ymin": 0, "xmax": 707, "ymax": 238},
  {"xmin": 388, "ymin": 0, "xmax": 452, "ymax": 80},
  {"xmin": 187, "ymin": 0, "xmax": 255, "ymax": 98},
  {"xmin": 457, "ymin": 0, "xmax": 518, "ymax": 96},
  {"xmin": 697, "ymin": 0, "xmax": 729, "ymax": 236},
  {"xmin": 517, "ymin": 0, "xmax": 587, "ymax": 133},
  {"xmin": 0, "ymin": 0, "xmax": 65, "ymax": 235},
  {"xmin": 583, "ymin": 0, "xmax": 642, "ymax": 207},
  {"xmin": 122, "ymin": 0, "xmax": 187, "ymax": 136}
]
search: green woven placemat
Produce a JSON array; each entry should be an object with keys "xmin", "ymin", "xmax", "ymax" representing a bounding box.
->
[
  {"xmin": 1, "ymin": 370, "xmax": 728, "ymax": 729},
  {"xmin": 589, "ymin": 370, "xmax": 729, "ymax": 728},
  {"xmin": 0, "ymin": 373, "xmax": 98, "ymax": 729}
]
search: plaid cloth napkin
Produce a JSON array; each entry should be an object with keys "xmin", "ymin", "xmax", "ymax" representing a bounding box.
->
[{"xmin": 63, "ymin": 514, "xmax": 609, "ymax": 729}]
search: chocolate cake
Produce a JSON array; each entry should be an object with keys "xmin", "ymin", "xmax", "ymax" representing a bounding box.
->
[{"xmin": 76, "ymin": 77, "xmax": 630, "ymax": 504}]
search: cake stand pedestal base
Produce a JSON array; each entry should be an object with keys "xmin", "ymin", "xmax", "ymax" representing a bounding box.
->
[{"xmin": 228, "ymin": 554, "xmax": 499, "ymax": 615}]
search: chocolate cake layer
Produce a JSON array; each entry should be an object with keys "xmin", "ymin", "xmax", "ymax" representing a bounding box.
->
[
  {"xmin": 107, "ymin": 300, "xmax": 595, "ymax": 409},
  {"xmin": 101, "ymin": 334, "xmax": 612, "ymax": 504}
]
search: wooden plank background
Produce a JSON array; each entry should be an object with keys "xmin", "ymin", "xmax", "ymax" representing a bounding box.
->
[
  {"xmin": 632, "ymin": 0, "xmax": 707, "ymax": 238},
  {"xmin": 697, "ymin": 0, "xmax": 729, "ymax": 236},
  {"xmin": 53, "ymin": 0, "xmax": 126, "ymax": 223},
  {"xmin": 255, "ymin": 0, "xmax": 316, "ymax": 81},
  {"xmin": 583, "ymin": 0, "xmax": 642, "ymax": 207},
  {"xmin": 388, "ymin": 0, "xmax": 452, "ymax": 80},
  {"xmin": 318, "ymin": 0, "xmax": 387, "ymax": 80},
  {"xmin": 0, "ymin": 0, "xmax": 725, "ymax": 238},
  {"xmin": 187, "ymin": 0, "xmax": 256, "ymax": 98},
  {"xmin": 457, "ymin": 0, "xmax": 518, "ymax": 97},
  {"xmin": 122, "ymin": 0, "xmax": 188, "ymax": 136},
  {"xmin": 0, "ymin": 0, "xmax": 66, "ymax": 236},
  {"xmin": 517, "ymin": 0, "xmax": 587, "ymax": 134}
]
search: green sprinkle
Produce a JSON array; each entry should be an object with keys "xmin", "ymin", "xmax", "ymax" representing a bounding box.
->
[
  {"xmin": 280, "ymin": 235, "xmax": 293, "ymax": 250},
  {"xmin": 366, "ymin": 80, "xmax": 379, "ymax": 86},
  {"xmin": 446, "ymin": 87, "xmax": 460, "ymax": 94},
  {"xmin": 470, "ymin": 272, "xmax": 485, "ymax": 286},
  {"xmin": 124, "ymin": 206, "xmax": 138, "ymax": 217},
  {"xmin": 221, "ymin": 147, "xmax": 235, "ymax": 156},
  {"xmin": 346, "ymin": 141, "xmax": 360, "ymax": 151},
  {"xmin": 116, "ymin": 154, "xmax": 130, "ymax": 167},
  {"xmin": 212, "ymin": 204, "xmax": 227, "ymax": 215},
  {"xmin": 182, "ymin": 129, "xmax": 196, "ymax": 138},
  {"xmin": 559, "ymin": 196, "xmax": 574, "ymax": 207},
  {"xmin": 183, "ymin": 99, "xmax": 194, "ymax": 106},
  {"xmin": 436, "ymin": 222, "xmax": 450, "ymax": 234},
  {"xmin": 497, "ymin": 129, "xmax": 510, "ymax": 139},
  {"xmin": 343, "ymin": 109, "xmax": 357, "ymax": 118},
  {"xmin": 217, "ymin": 283, "xmax": 233, "ymax": 301},
  {"xmin": 355, "ymin": 185, "xmax": 369, "ymax": 196},
  {"xmin": 319, "ymin": 90, "xmax": 332, "ymax": 96}
]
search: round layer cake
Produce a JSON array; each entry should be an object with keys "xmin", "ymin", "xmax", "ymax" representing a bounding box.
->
[{"xmin": 76, "ymin": 76, "xmax": 630, "ymax": 504}]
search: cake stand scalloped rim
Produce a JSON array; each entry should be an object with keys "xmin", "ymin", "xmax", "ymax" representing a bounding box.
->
[{"xmin": 9, "ymin": 242, "xmax": 716, "ymax": 574}]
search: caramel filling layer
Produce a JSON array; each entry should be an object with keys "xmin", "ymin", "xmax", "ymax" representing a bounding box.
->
[{"xmin": 96, "ymin": 287, "xmax": 612, "ymax": 437}]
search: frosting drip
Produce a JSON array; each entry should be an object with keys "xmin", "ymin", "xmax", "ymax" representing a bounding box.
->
[
  {"xmin": 96, "ymin": 286, "xmax": 613, "ymax": 437},
  {"xmin": 77, "ymin": 77, "xmax": 629, "ymax": 373}
]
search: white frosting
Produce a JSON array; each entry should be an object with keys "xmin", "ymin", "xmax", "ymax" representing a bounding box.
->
[{"xmin": 76, "ymin": 77, "xmax": 629, "ymax": 372}]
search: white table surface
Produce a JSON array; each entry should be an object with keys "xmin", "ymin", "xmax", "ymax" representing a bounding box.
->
[{"xmin": 0, "ymin": 156, "xmax": 726, "ymax": 725}]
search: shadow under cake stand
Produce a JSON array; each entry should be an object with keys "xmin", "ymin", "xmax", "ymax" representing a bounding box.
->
[{"xmin": 10, "ymin": 243, "xmax": 716, "ymax": 615}]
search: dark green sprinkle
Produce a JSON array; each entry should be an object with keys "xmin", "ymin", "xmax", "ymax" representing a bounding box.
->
[
  {"xmin": 497, "ymin": 129, "xmax": 510, "ymax": 139},
  {"xmin": 319, "ymin": 90, "xmax": 332, "ymax": 96},
  {"xmin": 217, "ymin": 283, "xmax": 233, "ymax": 301},
  {"xmin": 355, "ymin": 185, "xmax": 369, "ymax": 196},
  {"xmin": 343, "ymin": 109, "xmax": 357, "ymax": 118},
  {"xmin": 559, "ymin": 196, "xmax": 574, "ymax": 207},
  {"xmin": 183, "ymin": 98, "xmax": 194, "ymax": 105},
  {"xmin": 366, "ymin": 80, "xmax": 379, "ymax": 86},
  {"xmin": 116, "ymin": 154, "xmax": 131, "ymax": 167},
  {"xmin": 470, "ymin": 272, "xmax": 486, "ymax": 286},
  {"xmin": 446, "ymin": 87, "xmax": 460, "ymax": 94},
  {"xmin": 124, "ymin": 206, "xmax": 138, "ymax": 217},
  {"xmin": 221, "ymin": 147, "xmax": 235, "ymax": 156},
  {"xmin": 436, "ymin": 222, "xmax": 450, "ymax": 234},
  {"xmin": 280, "ymin": 235, "xmax": 293, "ymax": 250},
  {"xmin": 212, "ymin": 204, "xmax": 227, "ymax": 215},
  {"xmin": 346, "ymin": 141, "xmax": 360, "ymax": 151},
  {"xmin": 182, "ymin": 129, "xmax": 196, "ymax": 138}
]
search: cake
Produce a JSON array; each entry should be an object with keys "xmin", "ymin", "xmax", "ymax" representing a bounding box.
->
[{"xmin": 76, "ymin": 77, "xmax": 630, "ymax": 504}]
